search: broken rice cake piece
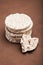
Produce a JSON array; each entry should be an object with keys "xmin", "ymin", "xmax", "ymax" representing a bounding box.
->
[{"xmin": 20, "ymin": 34, "xmax": 39, "ymax": 53}]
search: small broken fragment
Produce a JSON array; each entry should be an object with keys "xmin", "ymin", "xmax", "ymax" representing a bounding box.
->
[{"xmin": 20, "ymin": 34, "xmax": 39, "ymax": 53}]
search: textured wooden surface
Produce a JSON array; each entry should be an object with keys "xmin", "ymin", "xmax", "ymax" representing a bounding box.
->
[{"xmin": 0, "ymin": 0, "xmax": 42, "ymax": 65}]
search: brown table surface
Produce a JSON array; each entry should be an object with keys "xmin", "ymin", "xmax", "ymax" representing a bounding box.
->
[{"xmin": 0, "ymin": 0, "xmax": 42, "ymax": 65}]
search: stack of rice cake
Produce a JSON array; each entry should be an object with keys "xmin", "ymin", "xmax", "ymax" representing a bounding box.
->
[{"xmin": 5, "ymin": 13, "xmax": 33, "ymax": 43}]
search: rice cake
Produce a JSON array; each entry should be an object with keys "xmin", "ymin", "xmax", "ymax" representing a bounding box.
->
[
  {"xmin": 20, "ymin": 34, "xmax": 39, "ymax": 53},
  {"xmin": 5, "ymin": 13, "xmax": 33, "ymax": 31}
]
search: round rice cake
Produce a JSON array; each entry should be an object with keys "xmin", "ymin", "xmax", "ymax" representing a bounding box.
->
[
  {"xmin": 5, "ymin": 27, "xmax": 23, "ymax": 38},
  {"xmin": 5, "ymin": 13, "xmax": 33, "ymax": 32}
]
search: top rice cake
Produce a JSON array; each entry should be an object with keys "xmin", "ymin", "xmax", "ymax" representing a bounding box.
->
[{"xmin": 5, "ymin": 13, "xmax": 33, "ymax": 33}]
